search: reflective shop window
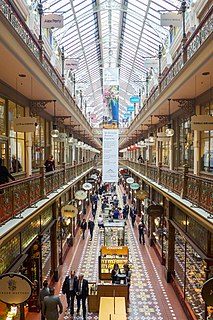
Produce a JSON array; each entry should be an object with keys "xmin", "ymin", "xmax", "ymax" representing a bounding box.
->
[
  {"xmin": 8, "ymin": 100, "xmax": 25, "ymax": 172},
  {"xmin": 178, "ymin": 119, "xmax": 194, "ymax": 169},
  {"xmin": 32, "ymin": 116, "xmax": 46, "ymax": 168},
  {"xmin": 200, "ymin": 101, "xmax": 213, "ymax": 173},
  {"xmin": 0, "ymin": 97, "xmax": 6, "ymax": 136}
]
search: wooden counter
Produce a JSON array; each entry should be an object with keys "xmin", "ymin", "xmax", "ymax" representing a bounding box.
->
[
  {"xmin": 88, "ymin": 294, "xmax": 98, "ymax": 313},
  {"xmin": 98, "ymin": 284, "xmax": 128, "ymax": 310},
  {"xmin": 114, "ymin": 297, "xmax": 126, "ymax": 315},
  {"xmin": 99, "ymin": 297, "xmax": 114, "ymax": 320}
]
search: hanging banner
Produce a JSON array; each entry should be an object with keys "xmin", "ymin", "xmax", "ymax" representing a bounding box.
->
[
  {"xmin": 157, "ymin": 132, "xmax": 170, "ymax": 142},
  {"xmin": 130, "ymin": 96, "xmax": 140, "ymax": 103},
  {"xmin": 191, "ymin": 115, "xmax": 213, "ymax": 131},
  {"xmin": 102, "ymin": 129, "xmax": 118, "ymax": 182},
  {"xmin": 61, "ymin": 204, "xmax": 78, "ymax": 218},
  {"xmin": 42, "ymin": 14, "xmax": 64, "ymax": 28},
  {"xmin": 103, "ymin": 68, "xmax": 119, "ymax": 125},
  {"xmin": 64, "ymin": 59, "xmax": 79, "ymax": 70},
  {"xmin": 160, "ymin": 12, "xmax": 182, "ymax": 27},
  {"xmin": 123, "ymin": 113, "xmax": 131, "ymax": 118},
  {"xmin": 127, "ymin": 106, "xmax": 135, "ymax": 112},
  {"xmin": 14, "ymin": 117, "xmax": 36, "ymax": 132},
  {"xmin": 144, "ymin": 58, "xmax": 158, "ymax": 69}
]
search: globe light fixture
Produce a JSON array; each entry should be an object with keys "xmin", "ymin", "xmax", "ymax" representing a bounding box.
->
[
  {"xmin": 51, "ymin": 100, "xmax": 59, "ymax": 138},
  {"xmin": 165, "ymin": 98, "xmax": 174, "ymax": 137},
  {"xmin": 148, "ymin": 115, "xmax": 155, "ymax": 143}
]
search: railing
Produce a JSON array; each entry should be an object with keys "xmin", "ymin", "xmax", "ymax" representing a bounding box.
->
[
  {"xmin": 120, "ymin": 160, "xmax": 213, "ymax": 214},
  {"xmin": 0, "ymin": 161, "xmax": 94, "ymax": 225},
  {"xmin": 0, "ymin": 0, "xmax": 91, "ymax": 130}
]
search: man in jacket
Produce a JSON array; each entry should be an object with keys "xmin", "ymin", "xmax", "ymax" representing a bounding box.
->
[
  {"xmin": 88, "ymin": 218, "xmax": 95, "ymax": 240},
  {"xmin": 42, "ymin": 287, "xmax": 63, "ymax": 320},
  {"xmin": 80, "ymin": 218, "xmax": 87, "ymax": 240},
  {"xmin": 62, "ymin": 270, "xmax": 77, "ymax": 316},
  {"xmin": 39, "ymin": 280, "xmax": 49, "ymax": 320},
  {"xmin": 76, "ymin": 274, "xmax": 88, "ymax": 320},
  {"xmin": 0, "ymin": 158, "xmax": 15, "ymax": 185}
]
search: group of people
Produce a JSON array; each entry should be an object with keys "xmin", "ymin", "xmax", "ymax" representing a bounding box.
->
[
  {"xmin": 111, "ymin": 263, "xmax": 131, "ymax": 286},
  {"xmin": 80, "ymin": 218, "xmax": 95, "ymax": 240},
  {"xmin": 62, "ymin": 271, "xmax": 88, "ymax": 319}
]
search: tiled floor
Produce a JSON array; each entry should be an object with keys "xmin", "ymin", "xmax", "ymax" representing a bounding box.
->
[{"xmin": 26, "ymin": 187, "xmax": 187, "ymax": 320}]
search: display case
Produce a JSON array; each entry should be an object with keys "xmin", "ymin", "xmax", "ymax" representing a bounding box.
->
[
  {"xmin": 88, "ymin": 282, "xmax": 98, "ymax": 313},
  {"xmin": 104, "ymin": 221, "xmax": 125, "ymax": 246},
  {"xmin": 100, "ymin": 246, "xmax": 129, "ymax": 280}
]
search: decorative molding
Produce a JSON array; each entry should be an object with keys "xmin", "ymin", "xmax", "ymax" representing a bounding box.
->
[
  {"xmin": 30, "ymin": 100, "xmax": 53, "ymax": 116},
  {"xmin": 173, "ymin": 98, "xmax": 195, "ymax": 113}
]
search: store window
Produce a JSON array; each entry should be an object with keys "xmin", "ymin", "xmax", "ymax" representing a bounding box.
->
[
  {"xmin": 8, "ymin": 100, "xmax": 25, "ymax": 172},
  {"xmin": 161, "ymin": 140, "xmax": 169, "ymax": 166},
  {"xmin": 178, "ymin": 119, "xmax": 194, "ymax": 168},
  {"xmin": 32, "ymin": 116, "xmax": 46, "ymax": 168},
  {"xmin": 174, "ymin": 230, "xmax": 206, "ymax": 320},
  {"xmin": 0, "ymin": 97, "xmax": 6, "ymax": 136},
  {"xmin": 200, "ymin": 101, "xmax": 213, "ymax": 172}
]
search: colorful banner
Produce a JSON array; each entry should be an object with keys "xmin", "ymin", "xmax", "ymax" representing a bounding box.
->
[
  {"xmin": 102, "ymin": 129, "xmax": 118, "ymax": 182},
  {"xmin": 103, "ymin": 68, "xmax": 119, "ymax": 125}
]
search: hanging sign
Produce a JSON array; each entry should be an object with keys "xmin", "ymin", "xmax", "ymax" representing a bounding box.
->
[
  {"xmin": 201, "ymin": 278, "xmax": 213, "ymax": 306},
  {"xmin": 136, "ymin": 190, "xmax": 149, "ymax": 200},
  {"xmin": 123, "ymin": 113, "xmax": 131, "ymax": 118},
  {"xmin": 144, "ymin": 58, "xmax": 158, "ymax": 69},
  {"xmin": 127, "ymin": 106, "xmax": 135, "ymax": 112},
  {"xmin": 82, "ymin": 182, "xmax": 93, "ymax": 190},
  {"xmin": 42, "ymin": 14, "xmax": 64, "ymax": 28},
  {"xmin": 130, "ymin": 183, "xmax": 140, "ymax": 190},
  {"xmin": 160, "ymin": 12, "xmax": 182, "ymax": 27},
  {"xmin": 102, "ymin": 129, "xmax": 119, "ymax": 183},
  {"xmin": 191, "ymin": 115, "xmax": 213, "ymax": 131},
  {"xmin": 64, "ymin": 59, "xmax": 79, "ymax": 70},
  {"xmin": 14, "ymin": 117, "xmax": 36, "ymax": 132},
  {"xmin": 61, "ymin": 204, "xmax": 78, "ymax": 218},
  {"xmin": 157, "ymin": 132, "xmax": 170, "ymax": 142},
  {"xmin": 90, "ymin": 174, "xmax": 98, "ymax": 180},
  {"xmin": 75, "ymin": 190, "xmax": 87, "ymax": 200},
  {"xmin": 147, "ymin": 204, "xmax": 164, "ymax": 218},
  {"xmin": 130, "ymin": 96, "xmax": 140, "ymax": 103},
  {"xmin": 126, "ymin": 177, "xmax": 134, "ymax": 184},
  {"xmin": 55, "ymin": 133, "xmax": 67, "ymax": 142},
  {"xmin": 0, "ymin": 273, "xmax": 32, "ymax": 304}
]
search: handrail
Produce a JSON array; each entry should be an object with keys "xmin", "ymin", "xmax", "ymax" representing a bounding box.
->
[{"xmin": 0, "ymin": 161, "xmax": 94, "ymax": 225}]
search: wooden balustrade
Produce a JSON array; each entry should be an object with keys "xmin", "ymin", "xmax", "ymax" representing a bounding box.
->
[
  {"xmin": 0, "ymin": 161, "xmax": 94, "ymax": 225},
  {"xmin": 120, "ymin": 160, "xmax": 213, "ymax": 214}
]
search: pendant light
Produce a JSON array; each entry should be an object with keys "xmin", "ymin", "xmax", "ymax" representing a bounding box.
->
[
  {"xmin": 149, "ymin": 115, "xmax": 155, "ymax": 143},
  {"xmin": 166, "ymin": 98, "xmax": 174, "ymax": 137},
  {"xmin": 51, "ymin": 100, "xmax": 59, "ymax": 138},
  {"xmin": 67, "ymin": 117, "xmax": 73, "ymax": 144}
]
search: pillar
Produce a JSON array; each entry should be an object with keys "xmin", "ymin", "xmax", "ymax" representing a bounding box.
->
[
  {"xmin": 169, "ymin": 137, "xmax": 173, "ymax": 171},
  {"xmin": 194, "ymin": 105, "xmax": 200, "ymax": 175},
  {"xmin": 51, "ymin": 201, "xmax": 59, "ymax": 281},
  {"xmin": 26, "ymin": 133, "xmax": 32, "ymax": 177},
  {"xmin": 165, "ymin": 202, "xmax": 175, "ymax": 282}
]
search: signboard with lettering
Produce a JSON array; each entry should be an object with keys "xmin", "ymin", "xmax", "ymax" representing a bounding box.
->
[
  {"xmin": 82, "ymin": 183, "xmax": 92, "ymax": 190},
  {"xmin": 42, "ymin": 14, "xmax": 64, "ymax": 28},
  {"xmin": 130, "ymin": 96, "xmax": 140, "ymax": 103},
  {"xmin": 75, "ymin": 190, "xmax": 87, "ymax": 200},
  {"xmin": 147, "ymin": 204, "xmax": 164, "ymax": 218},
  {"xmin": 127, "ymin": 105, "xmax": 134, "ymax": 112},
  {"xmin": 130, "ymin": 183, "xmax": 140, "ymax": 190},
  {"xmin": 61, "ymin": 205, "xmax": 78, "ymax": 218},
  {"xmin": 0, "ymin": 273, "xmax": 32, "ymax": 304},
  {"xmin": 123, "ymin": 113, "xmax": 131, "ymax": 118},
  {"xmin": 160, "ymin": 12, "xmax": 182, "ymax": 27},
  {"xmin": 14, "ymin": 117, "xmax": 36, "ymax": 132},
  {"xmin": 191, "ymin": 115, "xmax": 213, "ymax": 131},
  {"xmin": 201, "ymin": 278, "xmax": 213, "ymax": 306},
  {"xmin": 64, "ymin": 59, "xmax": 79, "ymax": 70},
  {"xmin": 136, "ymin": 190, "xmax": 149, "ymax": 201},
  {"xmin": 126, "ymin": 177, "xmax": 134, "ymax": 184}
]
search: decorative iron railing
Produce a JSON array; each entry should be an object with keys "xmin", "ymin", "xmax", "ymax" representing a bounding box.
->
[
  {"xmin": 120, "ymin": 160, "xmax": 213, "ymax": 214},
  {"xmin": 0, "ymin": 161, "xmax": 94, "ymax": 225}
]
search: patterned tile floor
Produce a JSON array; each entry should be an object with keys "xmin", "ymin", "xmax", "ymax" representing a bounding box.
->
[{"xmin": 26, "ymin": 187, "xmax": 187, "ymax": 320}]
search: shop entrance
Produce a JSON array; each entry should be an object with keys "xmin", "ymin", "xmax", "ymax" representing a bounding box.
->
[{"xmin": 0, "ymin": 139, "xmax": 8, "ymax": 165}]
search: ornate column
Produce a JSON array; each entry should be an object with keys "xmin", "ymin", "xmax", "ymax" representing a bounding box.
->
[
  {"xmin": 51, "ymin": 201, "xmax": 59, "ymax": 281},
  {"xmin": 165, "ymin": 202, "xmax": 175, "ymax": 282}
]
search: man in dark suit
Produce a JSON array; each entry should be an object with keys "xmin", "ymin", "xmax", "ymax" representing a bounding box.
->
[
  {"xmin": 62, "ymin": 270, "xmax": 77, "ymax": 316},
  {"xmin": 42, "ymin": 287, "xmax": 63, "ymax": 320},
  {"xmin": 76, "ymin": 274, "xmax": 88, "ymax": 320},
  {"xmin": 0, "ymin": 158, "xmax": 15, "ymax": 185},
  {"xmin": 80, "ymin": 218, "xmax": 87, "ymax": 240},
  {"xmin": 39, "ymin": 280, "xmax": 49, "ymax": 320}
]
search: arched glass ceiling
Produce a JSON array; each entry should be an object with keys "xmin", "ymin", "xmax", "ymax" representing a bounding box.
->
[{"xmin": 42, "ymin": 0, "xmax": 181, "ymax": 125}]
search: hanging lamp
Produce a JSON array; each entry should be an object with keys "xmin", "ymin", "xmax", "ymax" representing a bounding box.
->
[
  {"xmin": 51, "ymin": 100, "xmax": 59, "ymax": 138},
  {"xmin": 165, "ymin": 98, "xmax": 174, "ymax": 137}
]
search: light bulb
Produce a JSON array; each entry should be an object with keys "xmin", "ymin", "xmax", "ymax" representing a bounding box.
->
[
  {"xmin": 51, "ymin": 124, "xmax": 59, "ymax": 138},
  {"xmin": 67, "ymin": 135, "xmax": 73, "ymax": 144},
  {"xmin": 149, "ymin": 133, "xmax": 155, "ymax": 143},
  {"xmin": 165, "ymin": 124, "xmax": 174, "ymax": 137}
]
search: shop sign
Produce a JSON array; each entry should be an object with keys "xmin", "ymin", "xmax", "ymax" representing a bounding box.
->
[
  {"xmin": 0, "ymin": 273, "xmax": 32, "ymax": 304},
  {"xmin": 75, "ymin": 190, "xmax": 87, "ymax": 200},
  {"xmin": 42, "ymin": 14, "xmax": 64, "ymax": 28},
  {"xmin": 130, "ymin": 96, "xmax": 140, "ymax": 103},
  {"xmin": 90, "ymin": 174, "xmax": 98, "ymax": 180},
  {"xmin": 55, "ymin": 132, "xmax": 67, "ymax": 142},
  {"xmin": 160, "ymin": 12, "xmax": 182, "ymax": 27},
  {"xmin": 87, "ymin": 179, "xmax": 95, "ymax": 184},
  {"xmin": 61, "ymin": 204, "xmax": 78, "ymax": 218},
  {"xmin": 130, "ymin": 183, "xmax": 140, "ymax": 190},
  {"xmin": 14, "ymin": 117, "xmax": 36, "ymax": 132},
  {"xmin": 144, "ymin": 58, "xmax": 158, "ymax": 69},
  {"xmin": 136, "ymin": 190, "xmax": 149, "ymax": 200},
  {"xmin": 157, "ymin": 132, "xmax": 170, "ymax": 142},
  {"xmin": 147, "ymin": 204, "xmax": 164, "ymax": 218},
  {"xmin": 64, "ymin": 59, "xmax": 79, "ymax": 70},
  {"xmin": 191, "ymin": 115, "xmax": 213, "ymax": 131},
  {"xmin": 82, "ymin": 182, "xmax": 92, "ymax": 190},
  {"xmin": 127, "ymin": 105, "xmax": 134, "ymax": 112},
  {"xmin": 124, "ymin": 113, "xmax": 131, "ymax": 118},
  {"xmin": 126, "ymin": 177, "xmax": 134, "ymax": 184},
  {"xmin": 201, "ymin": 278, "xmax": 213, "ymax": 306}
]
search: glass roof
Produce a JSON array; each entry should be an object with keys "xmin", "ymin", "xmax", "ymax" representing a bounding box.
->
[{"xmin": 43, "ymin": 0, "xmax": 181, "ymax": 125}]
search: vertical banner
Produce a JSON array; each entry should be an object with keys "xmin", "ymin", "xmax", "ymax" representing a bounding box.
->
[
  {"xmin": 103, "ymin": 68, "xmax": 119, "ymax": 125},
  {"xmin": 102, "ymin": 129, "xmax": 118, "ymax": 182}
]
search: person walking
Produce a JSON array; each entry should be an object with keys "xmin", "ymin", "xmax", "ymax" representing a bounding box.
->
[
  {"xmin": 76, "ymin": 274, "xmax": 89, "ymax": 320},
  {"xmin": 0, "ymin": 158, "xmax": 15, "ymax": 185},
  {"xmin": 138, "ymin": 221, "xmax": 145, "ymax": 245},
  {"xmin": 38, "ymin": 280, "xmax": 49, "ymax": 320},
  {"xmin": 80, "ymin": 218, "xmax": 87, "ymax": 240},
  {"xmin": 88, "ymin": 218, "xmax": 95, "ymax": 240},
  {"xmin": 122, "ymin": 193, "xmax": 127, "ymax": 205},
  {"xmin": 44, "ymin": 155, "xmax": 55, "ymax": 172},
  {"xmin": 42, "ymin": 287, "xmax": 63, "ymax": 320},
  {"xmin": 62, "ymin": 270, "xmax": 77, "ymax": 316},
  {"xmin": 11, "ymin": 155, "xmax": 22, "ymax": 173}
]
